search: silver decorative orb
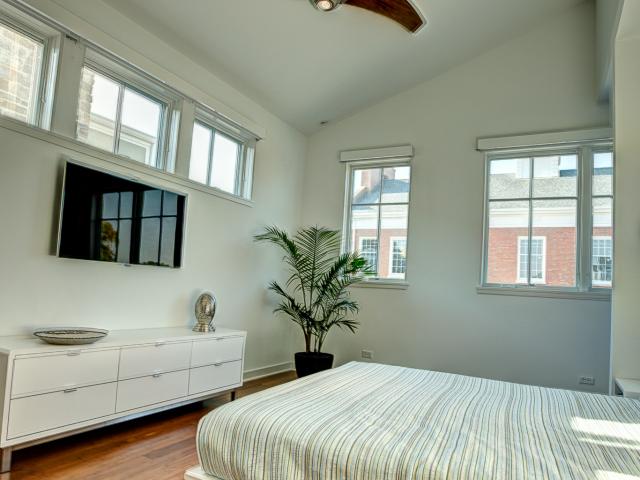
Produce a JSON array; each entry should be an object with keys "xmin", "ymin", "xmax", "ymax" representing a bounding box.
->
[{"xmin": 193, "ymin": 292, "xmax": 217, "ymax": 332}]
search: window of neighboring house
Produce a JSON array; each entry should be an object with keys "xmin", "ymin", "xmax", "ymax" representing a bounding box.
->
[
  {"xmin": 0, "ymin": 14, "xmax": 58, "ymax": 127},
  {"xmin": 592, "ymin": 237, "xmax": 612, "ymax": 286},
  {"xmin": 482, "ymin": 145, "xmax": 613, "ymax": 292},
  {"xmin": 358, "ymin": 237, "xmax": 378, "ymax": 271},
  {"xmin": 345, "ymin": 160, "xmax": 411, "ymax": 282},
  {"xmin": 517, "ymin": 236, "xmax": 545, "ymax": 284},
  {"xmin": 389, "ymin": 237, "xmax": 407, "ymax": 278},
  {"xmin": 76, "ymin": 52, "xmax": 178, "ymax": 169},
  {"xmin": 188, "ymin": 110, "xmax": 256, "ymax": 199}
]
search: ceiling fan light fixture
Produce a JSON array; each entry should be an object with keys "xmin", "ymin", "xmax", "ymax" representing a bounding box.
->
[
  {"xmin": 312, "ymin": 0, "xmax": 341, "ymax": 12},
  {"xmin": 307, "ymin": 0, "xmax": 425, "ymax": 34}
]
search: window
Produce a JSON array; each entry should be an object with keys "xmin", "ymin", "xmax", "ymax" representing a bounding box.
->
[
  {"xmin": 76, "ymin": 65, "xmax": 167, "ymax": 167},
  {"xmin": 389, "ymin": 238, "xmax": 407, "ymax": 278},
  {"xmin": 2, "ymin": 2, "xmax": 264, "ymax": 205},
  {"xmin": 592, "ymin": 237, "xmax": 612, "ymax": 286},
  {"xmin": 359, "ymin": 237, "xmax": 378, "ymax": 271},
  {"xmin": 0, "ymin": 13, "xmax": 58, "ymax": 127},
  {"xmin": 188, "ymin": 109, "xmax": 255, "ymax": 198},
  {"xmin": 76, "ymin": 51, "xmax": 177, "ymax": 168},
  {"xmin": 517, "ymin": 237, "xmax": 545, "ymax": 284},
  {"xmin": 482, "ymin": 145, "xmax": 613, "ymax": 292},
  {"xmin": 345, "ymin": 160, "xmax": 411, "ymax": 282},
  {"xmin": 592, "ymin": 150, "xmax": 613, "ymax": 288}
]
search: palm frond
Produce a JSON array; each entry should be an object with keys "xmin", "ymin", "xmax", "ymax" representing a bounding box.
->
[
  {"xmin": 255, "ymin": 225, "xmax": 369, "ymax": 353},
  {"xmin": 327, "ymin": 317, "xmax": 360, "ymax": 333}
]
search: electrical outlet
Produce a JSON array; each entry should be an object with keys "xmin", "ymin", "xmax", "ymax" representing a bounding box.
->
[
  {"xmin": 361, "ymin": 350, "xmax": 373, "ymax": 360},
  {"xmin": 579, "ymin": 375, "xmax": 595, "ymax": 386}
]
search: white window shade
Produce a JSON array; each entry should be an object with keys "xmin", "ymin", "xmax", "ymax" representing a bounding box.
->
[
  {"xmin": 477, "ymin": 128, "xmax": 612, "ymax": 151},
  {"xmin": 339, "ymin": 144, "xmax": 414, "ymax": 163}
]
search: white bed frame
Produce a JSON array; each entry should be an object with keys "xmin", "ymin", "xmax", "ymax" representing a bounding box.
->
[{"xmin": 184, "ymin": 465, "xmax": 223, "ymax": 480}]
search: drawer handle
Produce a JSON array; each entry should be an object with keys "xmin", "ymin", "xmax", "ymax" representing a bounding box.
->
[
  {"xmin": 155, "ymin": 342, "xmax": 166, "ymax": 347},
  {"xmin": 66, "ymin": 350, "xmax": 81, "ymax": 356},
  {"xmin": 152, "ymin": 373, "xmax": 162, "ymax": 378},
  {"xmin": 63, "ymin": 388, "xmax": 78, "ymax": 393}
]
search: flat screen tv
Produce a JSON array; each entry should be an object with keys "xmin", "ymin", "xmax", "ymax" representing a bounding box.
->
[{"xmin": 58, "ymin": 162, "xmax": 186, "ymax": 268}]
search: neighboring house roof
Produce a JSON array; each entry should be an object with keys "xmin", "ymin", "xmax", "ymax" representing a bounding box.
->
[
  {"xmin": 491, "ymin": 171, "xmax": 611, "ymax": 206},
  {"xmin": 353, "ymin": 179, "xmax": 410, "ymax": 205}
]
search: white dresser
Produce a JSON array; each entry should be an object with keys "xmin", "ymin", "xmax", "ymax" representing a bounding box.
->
[{"xmin": 0, "ymin": 326, "xmax": 246, "ymax": 472}]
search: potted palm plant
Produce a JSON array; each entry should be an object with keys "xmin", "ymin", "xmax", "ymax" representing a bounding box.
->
[{"xmin": 254, "ymin": 226, "xmax": 370, "ymax": 377}]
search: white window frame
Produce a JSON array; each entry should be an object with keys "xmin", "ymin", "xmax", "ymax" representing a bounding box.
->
[
  {"xmin": 591, "ymin": 146, "xmax": 614, "ymax": 288},
  {"xmin": 76, "ymin": 50, "xmax": 181, "ymax": 170},
  {"xmin": 516, "ymin": 236, "xmax": 546, "ymax": 284},
  {"xmin": 479, "ymin": 138, "xmax": 613, "ymax": 299},
  {"xmin": 592, "ymin": 236, "xmax": 613, "ymax": 286},
  {"xmin": 341, "ymin": 145, "xmax": 413, "ymax": 288},
  {"xmin": 0, "ymin": 4, "xmax": 61, "ymax": 129},
  {"xmin": 188, "ymin": 106, "xmax": 256, "ymax": 200},
  {"xmin": 388, "ymin": 236, "xmax": 407, "ymax": 279}
]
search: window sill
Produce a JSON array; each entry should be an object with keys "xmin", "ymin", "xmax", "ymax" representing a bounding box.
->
[
  {"xmin": 351, "ymin": 280, "xmax": 409, "ymax": 290},
  {"xmin": 476, "ymin": 286, "xmax": 611, "ymax": 301}
]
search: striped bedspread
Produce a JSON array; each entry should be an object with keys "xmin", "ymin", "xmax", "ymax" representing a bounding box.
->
[{"xmin": 196, "ymin": 362, "xmax": 640, "ymax": 479}]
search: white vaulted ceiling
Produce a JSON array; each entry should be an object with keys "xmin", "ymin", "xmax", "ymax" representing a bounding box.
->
[{"xmin": 94, "ymin": 0, "xmax": 583, "ymax": 133}]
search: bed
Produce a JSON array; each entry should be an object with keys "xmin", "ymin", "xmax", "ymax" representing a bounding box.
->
[{"xmin": 185, "ymin": 362, "xmax": 640, "ymax": 480}]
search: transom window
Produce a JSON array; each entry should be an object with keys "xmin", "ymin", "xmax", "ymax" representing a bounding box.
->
[
  {"xmin": 189, "ymin": 120, "xmax": 243, "ymax": 196},
  {"xmin": 76, "ymin": 65, "xmax": 167, "ymax": 168},
  {"xmin": 1, "ymin": 1, "xmax": 264, "ymax": 204},
  {"xmin": 482, "ymin": 145, "xmax": 613, "ymax": 292},
  {"xmin": 188, "ymin": 107, "xmax": 256, "ymax": 199},
  {"xmin": 344, "ymin": 158, "xmax": 411, "ymax": 282},
  {"xmin": 0, "ymin": 13, "xmax": 57, "ymax": 128}
]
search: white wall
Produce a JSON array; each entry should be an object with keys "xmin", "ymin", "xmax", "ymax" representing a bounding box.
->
[
  {"xmin": 596, "ymin": 0, "xmax": 623, "ymax": 101},
  {"xmin": 303, "ymin": 2, "xmax": 612, "ymax": 392},
  {"xmin": 610, "ymin": 0, "xmax": 640, "ymax": 388},
  {"xmin": 0, "ymin": 0, "xmax": 307, "ymax": 377}
]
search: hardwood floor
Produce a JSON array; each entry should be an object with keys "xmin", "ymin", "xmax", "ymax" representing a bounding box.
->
[{"xmin": 1, "ymin": 371, "xmax": 296, "ymax": 480}]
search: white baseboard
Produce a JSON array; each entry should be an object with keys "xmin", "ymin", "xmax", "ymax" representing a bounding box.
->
[{"xmin": 243, "ymin": 361, "xmax": 293, "ymax": 381}]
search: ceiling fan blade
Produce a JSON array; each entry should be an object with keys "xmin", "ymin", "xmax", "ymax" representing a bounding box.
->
[{"xmin": 343, "ymin": 0, "xmax": 424, "ymax": 33}]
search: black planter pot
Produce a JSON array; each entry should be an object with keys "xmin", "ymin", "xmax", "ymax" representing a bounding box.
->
[{"xmin": 294, "ymin": 352, "xmax": 334, "ymax": 377}]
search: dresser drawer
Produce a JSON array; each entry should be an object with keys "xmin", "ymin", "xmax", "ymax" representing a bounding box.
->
[
  {"xmin": 191, "ymin": 336, "xmax": 244, "ymax": 368},
  {"xmin": 8, "ymin": 382, "xmax": 117, "ymax": 439},
  {"xmin": 189, "ymin": 360, "xmax": 242, "ymax": 396},
  {"xmin": 116, "ymin": 370, "xmax": 188, "ymax": 412},
  {"xmin": 118, "ymin": 341, "xmax": 191, "ymax": 379},
  {"xmin": 11, "ymin": 349, "xmax": 119, "ymax": 398}
]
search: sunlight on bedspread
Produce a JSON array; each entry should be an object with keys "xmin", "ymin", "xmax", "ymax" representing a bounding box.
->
[{"xmin": 596, "ymin": 472, "xmax": 640, "ymax": 480}]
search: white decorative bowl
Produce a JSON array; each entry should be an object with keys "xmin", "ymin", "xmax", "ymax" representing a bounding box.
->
[{"xmin": 33, "ymin": 327, "xmax": 109, "ymax": 345}]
